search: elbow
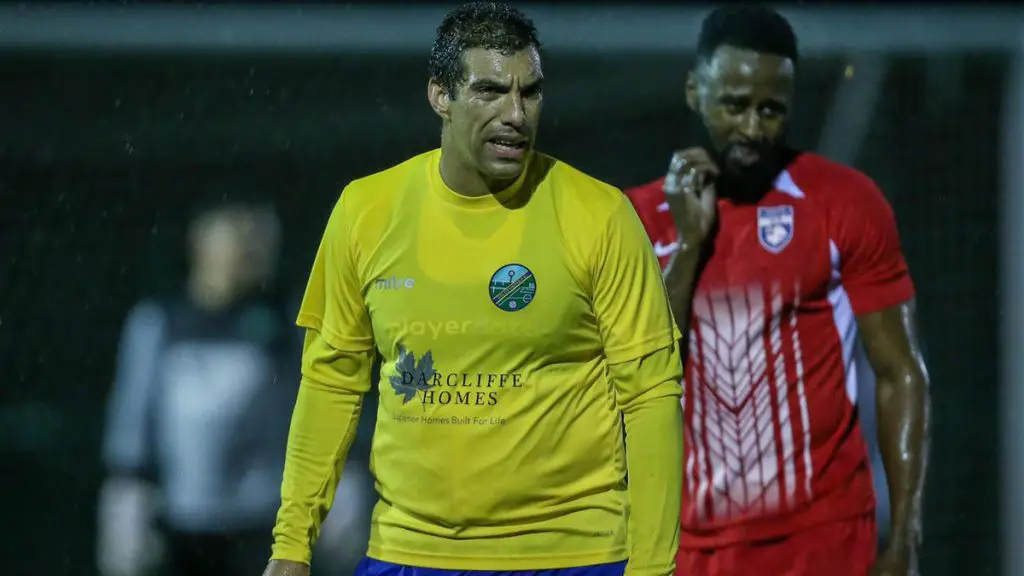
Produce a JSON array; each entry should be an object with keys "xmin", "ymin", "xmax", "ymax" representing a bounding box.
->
[
  {"xmin": 875, "ymin": 370, "xmax": 930, "ymax": 440},
  {"xmin": 300, "ymin": 345, "xmax": 374, "ymax": 395},
  {"xmin": 102, "ymin": 439, "xmax": 153, "ymax": 481},
  {"xmin": 104, "ymin": 458, "xmax": 159, "ymax": 484},
  {"xmin": 613, "ymin": 345, "xmax": 684, "ymax": 414},
  {"xmin": 620, "ymin": 381, "xmax": 682, "ymax": 416},
  {"xmin": 876, "ymin": 363, "xmax": 929, "ymax": 406}
]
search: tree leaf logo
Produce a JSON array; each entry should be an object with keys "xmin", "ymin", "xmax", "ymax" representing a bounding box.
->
[{"xmin": 388, "ymin": 344, "xmax": 436, "ymax": 404}]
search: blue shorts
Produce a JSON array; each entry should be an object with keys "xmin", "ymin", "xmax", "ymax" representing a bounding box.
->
[{"xmin": 355, "ymin": 557, "xmax": 628, "ymax": 576}]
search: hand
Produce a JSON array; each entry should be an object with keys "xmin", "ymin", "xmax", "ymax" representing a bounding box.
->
[
  {"xmin": 871, "ymin": 546, "xmax": 916, "ymax": 576},
  {"xmin": 262, "ymin": 559, "xmax": 310, "ymax": 576},
  {"xmin": 663, "ymin": 148, "xmax": 719, "ymax": 251},
  {"xmin": 96, "ymin": 478, "xmax": 164, "ymax": 576}
]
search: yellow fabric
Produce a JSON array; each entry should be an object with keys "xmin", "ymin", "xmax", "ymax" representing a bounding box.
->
[
  {"xmin": 609, "ymin": 345, "xmax": 684, "ymax": 576},
  {"xmin": 274, "ymin": 149, "xmax": 683, "ymax": 572},
  {"xmin": 271, "ymin": 332, "xmax": 372, "ymax": 564}
]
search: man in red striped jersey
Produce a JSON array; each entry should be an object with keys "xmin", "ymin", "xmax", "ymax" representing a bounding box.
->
[{"xmin": 624, "ymin": 6, "xmax": 930, "ymax": 576}]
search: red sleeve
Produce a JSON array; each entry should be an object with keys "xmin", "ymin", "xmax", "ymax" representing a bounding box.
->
[
  {"xmin": 831, "ymin": 175, "xmax": 915, "ymax": 316},
  {"xmin": 624, "ymin": 180, "xmax": 663, "ymax": 244}
]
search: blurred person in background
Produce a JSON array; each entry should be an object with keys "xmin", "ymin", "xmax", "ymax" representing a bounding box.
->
[
  {"xmin": 625, "ymin": 6, "xmax": 929, "ymax": 576},
  {"xmin": 97, "ymin": 199, "xmax": 301, "ymax": 576},
  {"xmin": 265, "ymin": 2, "xmax": 684, "ymax": 576}
]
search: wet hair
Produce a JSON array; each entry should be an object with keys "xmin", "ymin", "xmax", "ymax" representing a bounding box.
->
[
  {"xmin": 428, "ymin": 1, "xmax": 541, "ymax": 97},
  {"xmin": 696, "ymin": 5, "xmax": 799, "ymax": 66}
]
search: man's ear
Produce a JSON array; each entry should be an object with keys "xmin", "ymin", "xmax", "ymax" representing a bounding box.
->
[
  {"xmin": 428, "ymin": 78, "xmax": 451, "ymax": 121},
  {"xmin": 685, "ymin": 70, "xmax": 700, "ymax": 113}
]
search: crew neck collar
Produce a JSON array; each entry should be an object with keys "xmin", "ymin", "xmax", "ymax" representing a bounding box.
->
[{"xmin": 429, "ymin": 149, "xmax": 531, "ymax": 209}]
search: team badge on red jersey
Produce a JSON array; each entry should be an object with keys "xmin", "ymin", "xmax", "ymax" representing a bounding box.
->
[{"xmin": 757, "ymin": 205, "xmax": 795, "ymax": 253}]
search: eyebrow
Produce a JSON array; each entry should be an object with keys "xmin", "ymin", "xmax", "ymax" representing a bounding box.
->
[
  {"xmin": 468, "ymin": 77, "xmax": 544, "ymax": 93},
  {"xmin": 719, "ymin": 93, "xmax": 788, "ymax": 108},
  {"xmin": 469, "ymin": 79, "xmax": 508, "ymax": 92}
]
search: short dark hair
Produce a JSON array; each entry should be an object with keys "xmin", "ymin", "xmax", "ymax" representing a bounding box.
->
[
  {"xmin": 428, "ymin": 1, "xmax": 541, "ymax": 97},
  {"xmin": 696, "ymin": 5, "xmax": 798, "ymax": 66}
]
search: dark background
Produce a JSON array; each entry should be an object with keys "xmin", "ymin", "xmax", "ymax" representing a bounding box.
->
[{"xmin": 0, "ymin": 19, "xmax": 1004, "ymax": 576}]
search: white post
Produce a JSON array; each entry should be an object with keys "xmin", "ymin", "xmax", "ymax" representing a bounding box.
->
[
  {"xmin": 1001, "ymin": 30, "xmax": 1024, "ymax": 576},
  {"xmin": 815, "ymin": 53, "xmax": 892, "ymax": 547},
  {"xmin": 817, "ymin": 54, "xmax": 889, "ymax": 163}
]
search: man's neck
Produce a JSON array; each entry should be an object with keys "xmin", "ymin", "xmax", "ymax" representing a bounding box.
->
[
  {"xmin": 439, "ymin": 151, "xmax": 490, "ymax": 198},
  {"xmin": 718, "ymin": 173, "xmax": 775, "ymax": 204},
  {"xmin": 439, "ymin": 136, "xmax": 515, "ymax": 198},
  {"xmin": 717, "ymin": 147, "xmax": 798, "ymax": 204}
]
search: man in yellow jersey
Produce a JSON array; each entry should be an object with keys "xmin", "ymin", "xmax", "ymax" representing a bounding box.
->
[{"xmin": 262, "ymin": 3, "xmax": 684, "ymax": 576}]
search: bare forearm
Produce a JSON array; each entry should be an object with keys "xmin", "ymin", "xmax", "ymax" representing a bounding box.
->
[
  {"xmin": 662, "ymin": 248, "xmax": 701, "ymax": 337},
  {"xmin": 876, "ymin": 374, "xmax": 929, "ymax": 551}
]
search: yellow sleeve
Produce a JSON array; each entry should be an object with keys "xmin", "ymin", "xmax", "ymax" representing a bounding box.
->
[
  {"xmin": 608, "ymin": 348, "xmax": 683, "ymax": 576},
  {"xmin": 272, "ymin": 192, "xmax": 377, "ymax": 563},
  {"xmin": 591, "ymin": 195, "xmax": 681, "ymax": 373},
  {"xmin": 270, "ymin": 331, "xmax": 373, "ymax": 564},
  {"xmin": 296, "ymin": 190, "xmax": 374, "ymax": 353},
  {"xmin": 592, "ymin": 196, "xmax": 683, "ymax": 576}
]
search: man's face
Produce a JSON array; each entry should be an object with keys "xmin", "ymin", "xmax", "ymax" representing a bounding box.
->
[
  {"xmin": 687, "ymin": 45, "xmax": 795, "ymax": 180},
  {"xmin": 194, "ymin": 216, "xmax": 247, "ymax": 290},
  {"xmin": 434, "ymin": 47, "xmax": 544, "ymax": 186},
  {"xmin": 192, "ymin": 210, "xmax": 279, "ymax": 294}
]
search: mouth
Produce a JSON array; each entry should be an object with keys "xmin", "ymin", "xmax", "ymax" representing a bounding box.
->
[
  {"xmin": 726, "ymin": 143, "xmax": 762, "ymax": 167},
  {"xmin": 486, "ymin": 136, "xmax": 529, "ymax": 160}
]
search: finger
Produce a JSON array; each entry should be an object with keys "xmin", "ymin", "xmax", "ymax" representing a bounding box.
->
[
  {"xmin": 683, "ymin": 148, "xmax": 721, "ymax": 176},
  {"xmin": 667, "ymin": 168, "xmax": 700, "ymax": 198},
  {"xmin": 672, "ymin": 149, "xmax": 721, "ymax": 173},
  {"xmin": 664, "ymin": 171, "xmax": 682, "ymax": 195},
  {"xmin": 699, "ymin": 179, "xmax": 718, "ymax": 216},
  {"xmin": 680, "ymin": 168, "xmax": 699, "ymax": 191},
  {"xmin": 666, "ymin": 150, "xmax": 718, "ymax": 198},
  {"xmin": 669, "ymin": 152, "xmax": 688, "ymax": 176},
  {"xmin": 664, "ymin": 154, "xmax": 692, "ymax": 196}
]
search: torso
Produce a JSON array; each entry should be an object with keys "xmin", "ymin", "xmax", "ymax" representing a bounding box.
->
[
  {"xmin": 627, "ymin": 153, "xmax": 880, "ymax": 546},
  {"xmin": 343, "ymin": 149, "xmax": 656, "ymax": 568}
]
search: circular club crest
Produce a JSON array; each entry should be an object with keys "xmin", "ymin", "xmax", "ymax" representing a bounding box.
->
[{"xmin": 488, "ymin": 264, "xmax": 537, "ymax": 312}]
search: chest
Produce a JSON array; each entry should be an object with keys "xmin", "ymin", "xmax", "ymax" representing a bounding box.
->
[
  {"xmin": 157, "ymin": 342, "xmax": 274, "ymax": 418},
  {"xmin": 164, "ymin": 303, "xmax": 284, "ymax": 348},
  {"xmin": 655, "ymin": 199, "xmax": 834, "ymax": 304},
  {"xmin": 361, "ymin": 212, "xmax": 597, "ymax": 362}
]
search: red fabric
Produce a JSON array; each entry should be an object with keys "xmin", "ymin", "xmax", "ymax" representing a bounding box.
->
[
  {"xmin": 625, "ymin": 153, "xmax": 913, "ymax": 548},
  {"xmin": 676, "ymin": 514, "xmax": 877, "ymax": 576}
]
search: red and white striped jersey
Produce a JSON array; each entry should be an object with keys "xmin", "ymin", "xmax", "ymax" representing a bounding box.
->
[{"xmin": 626, "ymin": 152, "xmax": 915, "ymax": 548}]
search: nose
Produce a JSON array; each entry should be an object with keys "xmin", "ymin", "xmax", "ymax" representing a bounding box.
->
[
  {"xmin": 501, "ymin": 92, "xmax": 526, "ymax": 127},
  {"xmin": 738, "ymin": 110, "xmax": 763, "ymax": 140}
]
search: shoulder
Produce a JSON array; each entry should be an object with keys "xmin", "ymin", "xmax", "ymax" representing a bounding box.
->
[
  {"xmin": 622, "ymin": 177, "xmax": 667, "ymax": 226},
  {"xmin": 327, "ymin": 149, "xmax": 438, "ymax": 241},
  {"xmin": 539, "ymin": 153, "xmax": 632, "ymax": 224},
  {"xmin": 623, "ymin": 177, "xmax": 667, "ymax": 211},
  {"xmin": 786, "ymin": 152, "xmax": 889, "ymax": 211},
  {"xmin": 126, "ymin": 298, "xmax": 168, "ymax": 324},
  {"xmin": 341, "ymin": 149, "xmax": 437, "ymax": 213},
  {"xmin": 120, "ymin": 298, "xmax": 170, "ymax": 341}
]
